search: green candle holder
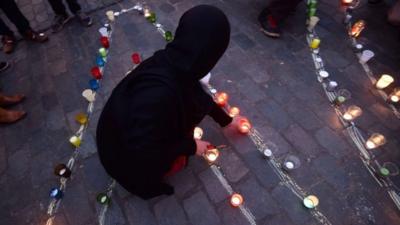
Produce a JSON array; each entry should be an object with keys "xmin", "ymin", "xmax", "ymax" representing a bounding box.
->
[
  {"xmin": 164, "ymin": 31, "xmax": 173, "ymax": 42},
  {"xmin": 96, "ymin": 193, "xmax": 111, "ymax": 205},
  {"xmin": 147, "ymin": 12, "xmax": 156, "ymax": 23}
]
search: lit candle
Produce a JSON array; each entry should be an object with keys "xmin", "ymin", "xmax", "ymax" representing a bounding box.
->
[
  {"xmin": 131, "ymin": 53, "xmax": 141, "ymax": 64},
  {"xmin": 49, "ymin": 187, "xmax": 63, "ymax": 200},
  {"xmin": 389, "ymin": 88, "xmax": 400, "ymax": 103},
  {"xmin": 143, "ymin": 7, "xmax": 151, "ymax": 18},
  {"xmin": 365, "ymin": 133, "xmax": 386, "ymax": 149},
  {"xmin": 376, "ymin": 74, "xmax": 394, "ymax": 89},
  {"xmin": 99, "ymin": 48, "xmax": 107, "ymax": 57},
  {"xmin": 343, "ymin": 105, "xmax": 362, "ymax": 121},
  {"xmin": 82, "ymin": 89, "xmax": 96, "ymax": 102},
  {"xmin": 283, "ymin": 161, "xmax": 295, "ymax": 171},
  {"xmin": 97, "ymin": 193, "xmax": 111, "ymax": 205},
  {"xmin": 238, "ymin": 117, "xmax": 251, "ymax": 134},
  {"xmin": 100, "ymin": 36, "xmax": 110, "ymax": 48},
  {"xmin": 75, "ymin": 113, "xmax": 88, "ymax": 125},
  {"xmin": 91, "ymin": 67, "xmax": 102, "ymax": 79},
  {"xmin": 215, "ymin": 92, "xmax": 229, "ymax": 106},
  {"xmin": 106, "ymin": 11, "xmax": 115, "ymax": 21},
  {"xmin": 230, "ymin": 193, "xmax": 243, "ymax": 207},
  {"xmin": 164, "ymin": 31, "xmax": 173, "ymax": 42},
  {"xmin": 349, "ymin": 20, "xmax": 365, "ymax": 38},
  {"xmin": 54, "ymin": 164, "xmax": 71, "ymax": 178},
  {"xmin": 342, "ymin": 0, "xmax": 354, "ymax": 5},
  {"xmin": 146, "ymin": 12, "xmax": 156, "ymax": 23},
  {"xmin": 69, "ymin": 135, "xmax": 81, "ymax": 148},
  {"xmin": 228, "ymin": 107, "xmax": 240, "ymax": 117},
  {"xmin": 303, "ymin": 195, "xmax": 319, "ymax": 209},
  {"xmin": 379, "ymin": 167, "xmax": 390, "ymax": 177},
  {"xmin": 310, "ymin": 38, "xmax": 320, "ymax": 49},
  {"xmin": 318, "ymin": 70, "xmax": 329, "ymax": 80},
  {"xmin": 204, "ymin": 148, "xmax": 219, "ymax": 163},
  {"xmin": 193, "ymin": 127, "xmax": 203, "ymax": 140}
]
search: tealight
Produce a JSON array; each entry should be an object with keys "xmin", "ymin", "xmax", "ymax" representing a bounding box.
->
[
  {"xmin": 82, "ymin": 89, "xmax": 96, "ymax": 102},
  {"xmin": 230, "ymin": 193, "xmax": 243, "ymax": 207},
  {"xmin": 54, "ymin": 164, "xmax": 71, "ymax": 178},
  {"xmin": 375, "ymin": 74, "xmax": 394, "ymax": 89},
  {"xmin": 263, "ymin": 148, "xmax": 273, "ymax": 158},
  {"xmin": 69, "ymin": 135, "xmax": 81, "ymax": 148},
  {"xmin": 106, "ymin": 11, "xmax": 115, "ymax": 21},
  {"xmin": 389, "ymin": 88, "xmax": 400, "ymax": 103},
  {"xmin": 238, "ymin": 118, "xmax": 251, "ymax": 134},
  {"xmin": 97, "ymin": 193, "xmax": 110, "ymax": 204},
  {"xmin": 365, "ymin": 133, "xmax": 386, "ymax": 149},
  {"xmin": 228, "ymin": 107, "xmax": 240, "ymax": 117},
  {"xmin": 193, "ymin": 127, "xmax": 203, "ymax": 140},
  {"xmin": 343, "ymin": 105, "xmax": 362, "ymax": 121},
  {"xmin": 215, "ymin": 92, "xmax": 229, "ymax": 106},
  {"xmin": 204, "ymin": 148, "xmax": 219, "ymax": 163},
  {"xmin": 303, "ymin": 195, "xmax": 319, "ymax": 208}
]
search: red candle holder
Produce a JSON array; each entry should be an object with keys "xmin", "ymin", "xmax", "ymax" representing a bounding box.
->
[
  {"xmin": 215, "ymin": 92, "xmax": 228, "ymax": 107},
  {"xmin": 100, "ymin": 37, "xmax": 110, "ymax": 49},
  {"xmin": 131, "ymin": 53, "xmax": 141, "ymax": 64},
  {"xmin": 238, "ymin": 117, "xmax": 251, "ymax": 134},
  {"xmin": 91, "ymin": 67, "xmax": 102, "ymax": 79},
  {"xmin": 230, "ymin": 193, "xmax": 243, "ymax": 207}
]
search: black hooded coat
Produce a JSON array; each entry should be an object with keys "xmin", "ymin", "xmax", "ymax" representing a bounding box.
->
[{"xmin": 96, "ymin": 5, "xmax": 232, "ymax": 199}]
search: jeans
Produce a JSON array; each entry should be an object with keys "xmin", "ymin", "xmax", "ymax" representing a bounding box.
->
[{"xmin": 0, "ymin": 0, "xmax": 31, "ymax": 36}]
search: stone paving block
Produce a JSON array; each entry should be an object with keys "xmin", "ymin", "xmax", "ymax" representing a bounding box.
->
[
  {"xmin": 124, "ymin": 197, "xmax": 157, "ymax": 225},
  {"xmin": 82, "ymin": 155, "xmax": 110, "ymax": 191},
  {"xmin": 41, "ymin": 91, "xmax": 60, "ymax": 111},
  {"xmin": 183, "ymin": 191, "xmax": 222, "ymax": 225},
  {"xmin": 159, "ymin": 2, "xmax": 176, "ymax": 14},
  {"xmin": 312, "ymin": 154, "xmax": 350, "ymax": 191},
  {"xmin": 242, "ymin": 150, "xmax": 281, "ymax": 190},
  {"xmin": 289, "ymin": 160, "xmax": 323, "ymax": 192},
  {"xmin": 257, "ymin": 99, "xmax": 293, "ymax": 131},
  {"xmin": 7, "ymin": 144, "xmax": 31, "ymax": 180},
  {"xmin": 264, "ymin": 213, "xmax": 295, "ymax": 225},
  {"xmin": 236, "ymin": 176, "xmax": 280, "ymax": 220},
  {"xmin": 252, "ymin": 123, "xmax": 291, "ymax": 157},
  {"xmin": 218, "ymin": 149, "xmax": 249, "ymax": 183},
  {"xmin": 308, "ymin": 102, "xmax": 343, "ymax": 131},
  {"xmin": 79, "ymin": 133, "xmax": 98, "ymax": 159},
  {"xmin": 263, "ymin": 79, "xmax": 296, "ymax": 105},
  {"xmin": 271, "ymin": 185, "xmax": 314, "ymax": 224},
  {"xmin": 0, "ymin": 137, "xmax": 7, "ymax": 176},
  {"xmin": 166, "ymin": 168, "xmax": 199, "ymax": 199},
  {"xmin": 232, "ymin": 32, "xmax": 256, "ymax": 51},
  {"xmin": 217, "ymin": 201, "xmax": 253, "ymax": 225},
  {"xmin": 102, "ymin": 197, "xmax": 127, "ymax": 225},
  {"xmin": 153, "ymin": 196, "xmax": 189, "ymax": 225},
  {"xmin": 236, "ymin": 77, "xmax": 267, "ymax": 102},
  {"xmin": 284, "ymin": 98, "xmax": 325, "ymax": 132},
  {"xmin": 369, "ymin": 102, "xmax": 400, "ymax": 131},
  {"xmin": 199, "ymin": 168, "xmax": 229, "ymax": 203},
  {"xmin": 314, "ymin": 126, "xmax": 350, "ymax": 159},
  {"xmin": 62, "ymin": 182, "xmax": 96, "ymax": 225},
  {"xmin": 283, "ymin": 124, "xmax": 322, "ymax": 158}
]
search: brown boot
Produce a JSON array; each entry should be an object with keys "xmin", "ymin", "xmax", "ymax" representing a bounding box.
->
[
  {"xmin": 1, "ymin": 35, "xmax": 16, "ymax": 54},
  {"xmin": 0, "ymin": 94, "xmax": 25, "ymax": 107},
  {"xmin": 23, "ymin": 29, "xmax": 48, "ymax": 43},
  {"xmin": 0, "ymin": 107, "xmax": 26, "ymax": 124}
]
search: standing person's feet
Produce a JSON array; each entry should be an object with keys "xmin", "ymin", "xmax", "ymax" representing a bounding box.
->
[
  {"xmin": 258, "ymin": 10, "xmax": 281, "ymax": 38},
  {"xmin": 1, "ymin": 35, "xmax": 16, "ymax": 54},
  {"xmin": 51, "ymin": 14, "xmax": 71, "ymax": 33},
  {"xmin": 0, "ymin": 107, "xmax": 26, "ymax": 124},
  {"xmin": 24, "ymin": 29, "xmax": 48, "ymax": 43},
  {"xmin": 76, "ymin": 11, "xmax": 93, "ymax": 27},
  {"xmin": 0, "ymin": 62, "xmax": 10, "ymax": 73}
]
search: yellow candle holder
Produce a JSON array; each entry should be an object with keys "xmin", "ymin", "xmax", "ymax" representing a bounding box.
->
[
  {"xmin": 75, "ymin": 113, "xmax": 88, "ymax": 125},
  {"xmin": 310, "ymin": 38, "xmax": 320, "ymax": 49},
  {"xmin": 69, "ymin": 135, "xmax": 81, "ymax": 148}
]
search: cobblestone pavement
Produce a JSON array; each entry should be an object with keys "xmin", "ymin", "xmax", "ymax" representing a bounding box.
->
[{"xmin": 1, "ymin": 0, "xmax": 400, "ymax": 224}]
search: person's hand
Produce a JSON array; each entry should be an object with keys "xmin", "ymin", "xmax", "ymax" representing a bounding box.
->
[
  {"xmin": 195, "ymin": 139, "xmax": 211, "ymax": 156},
  {"xmin": 229, "ymin": 115, "xmax": 244, "ymax": 128}
]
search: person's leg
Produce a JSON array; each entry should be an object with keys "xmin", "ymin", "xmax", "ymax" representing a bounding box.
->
[
  {"xmin": 65, "ymin": 0, "xmax": 82, "ymax": 14},
  {"xmin": 0, "ymin": 17, "xmax": 15, "ymax": 37},
  {"xmin": 267, "ymin": 0, "xmax": 303, "ymax": 22},
  {"xmin": 0, "ymin": 0, "xmax": 30, "ymax": 35},
  {"xmin": 65, "ymin": 0, "xmax": 93, "ymax": 27},
  {"xmin": 0, "ymin": 18, "xmax": 16, "ymax": 54},
  {"xmin": 47, "ymin": 0, "xmax": 68, "ymax": 16},
  {"xmin": 258, "ymin": 0, "xmax": 302, "ymax": 38}
]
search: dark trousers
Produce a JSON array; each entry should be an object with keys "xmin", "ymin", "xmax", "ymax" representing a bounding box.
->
[
  {"xmin": 262, "ymin": 0, "xmax": 303, "ymax": 21},
  {"xmin": 0, "ymin": 0, "xmax": 31, "ymax": 36},
  {"xmin": 48, "ymin": 0, "xmax": 82, "ymax": 16}
]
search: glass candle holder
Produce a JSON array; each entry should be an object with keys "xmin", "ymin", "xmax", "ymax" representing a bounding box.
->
[
  {"xmin": 215, "ymin": 92, "xmax": 229, "ymax": 106},
  {"xmin": 365, "ymin": 133, "xmax": 386, "ymax": 149},
  {"xmin": 228, "ymin": 107, "xmax": 240, "ymax": 117},
  {"xmin": 49, "ymin": 188, "xmax": 63, "ymax": 200},
  {"xmin": 376, "ymin": 74, "xmax": 394, "ymax": 89},
  {"xmin": 193, "ymin": 127, "xmax": 203, "ymax": 140},
  {"xmin": 343, "ymin": 105, "xmax": 362, "ymax": 121},
  {"xmin": 54, "ymin": 164, "xmax": 71, "ymax": 178},
  {"xmin": 303, "ymin": 195, "xmax": 319, "ymax": 208},
  {"xmin": 389, "ymin": 88, "xmax": 400, "ymax": 103},
  {"xmin": 349, "ymin": 20, "xmax": 365, "ymax": 38},
  {"xmin": 204, "ymin": 148, "xmax": 219, "ymax": 163},
  {"xmin": 238, "ymin": 117, "xmax": 251, "ymax": 134},
  {"xmin": 97, "ymin": 193, "xmax": 111, "ymax": 205},
  {"xmin": 69, "ymin": 135, "xmax": 81, "ymax": 148}
]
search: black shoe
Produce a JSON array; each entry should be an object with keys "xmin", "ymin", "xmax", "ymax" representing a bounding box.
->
[
  {"xmin": 76, "ymin": 11, "xmax": 93, "ymax": 27},
  {"xmin": 0, "ymin": 62, "xmax": 10, "ymax": 73},
  {"xmin": 258, "ymin": 11, "xmax": 281, "ymax": 38},
  {"xmin": 51, "ymin": 14, "xmax": 71, "ymax": 33}
]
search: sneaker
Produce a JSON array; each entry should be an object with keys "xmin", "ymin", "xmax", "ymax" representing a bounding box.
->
[
  {"xmin": 24, "ymin": 30, "xmax": 48, "ymax": 43},
  {"xmin": 1, "ymin": 35, "xmax": 16, "ymax": 54},
  {"xmin": 51, "ymin": 14, "xmax": 71, "ymax": 33},
  {"xmin": 0, "ymin": 62, "xmax": 10, "ymax": 73},
  {"xmin": 76, "ymin": 11, "xmax": 93, "ymax": 27},
  {"xmin": 259, "ymin": 13, "xmax": 281, "ymax": 38}
]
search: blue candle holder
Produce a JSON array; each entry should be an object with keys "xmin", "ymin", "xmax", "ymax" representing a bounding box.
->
[
  {"xmin": 96, "ymin": 56, "xmax": 105, "ymax": 67},
  {"xmin": 89, "ymin": 79, "xmax": 100, "ymax": 91},
  {"xmin": 49, "ymin": 187, "xmax": 63, "ymax": 200}
]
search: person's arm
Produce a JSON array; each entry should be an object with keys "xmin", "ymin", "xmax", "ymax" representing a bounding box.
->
[{"xmin": 208, "ymin": 101, "xmax": 233, "ymax": 127}]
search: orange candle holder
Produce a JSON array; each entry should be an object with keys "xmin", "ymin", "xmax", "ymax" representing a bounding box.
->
[
  {"xmin": 238, "ymin": 118, "xmax": 251, "ymax": 134},
  {"xmin": 215, "ymin": 92, "xmax": 229, "ymax": 107},
  {"xmin": 230, "ymin": 193, "xmax": 243, "ymax": 207},
  {"xmin": 228, "ymin": 107, "xmax": 240, "ymax": 117}
]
